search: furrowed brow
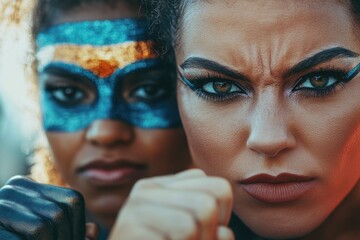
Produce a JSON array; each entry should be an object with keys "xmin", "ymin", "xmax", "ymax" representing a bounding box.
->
[
  {"xmin": 284, "ymin": 47, "xmax": 359, "ymax": 78},
  {"xmin": 180, "ymin": 57, "xmax": 249, "ymax": 81}
]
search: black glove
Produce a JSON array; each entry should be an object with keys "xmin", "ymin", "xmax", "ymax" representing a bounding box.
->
[
  {"xmin": 0, "ymin": 226, "xmax": 22, "ymax": 240},
  {"xmin": 0, "ymin": 176, "xmax": 85, "ymax": 240}
]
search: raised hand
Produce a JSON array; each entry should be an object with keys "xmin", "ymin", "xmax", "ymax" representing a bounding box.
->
[
  {"xmin": 109, "ymin": 169, "xmax": 234, "ymax": 240},
  {"xmin": 0, "ymin": 176, "xmax": 86, "ymax": 240}
]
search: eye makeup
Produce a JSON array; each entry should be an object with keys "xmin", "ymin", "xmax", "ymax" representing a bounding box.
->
[
  {"xmin": 179, "ymin": 61, "xmax": 360, "ymax": 102},
  {"xmin": 343, "ymin": 62, "xmax": 360, "ymax": 81},
  {"xmin": 178, "ymin": 68, "xmax": 248, "ymax": 102},
  {"xmin": 36, "ymin": 19, "xmax": 181, "ymax": 132},
  {"xmin": 291, "ymin": 62, "xmax": 360, "ymax": 98}
]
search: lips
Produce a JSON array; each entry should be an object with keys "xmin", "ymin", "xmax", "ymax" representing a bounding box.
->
[
  {"xmin": 77, "ymin": 159, "xmax": 147, "ymax": 187},
  {"xmin": 239, "ymin": 173, "xmax": 316, "ymax": 204}
]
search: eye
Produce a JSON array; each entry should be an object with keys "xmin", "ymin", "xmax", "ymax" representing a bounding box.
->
[
  {"xmin": 47, "ymin": 86, "xmax": 87, "ymax": 106},
  {"xmin": 179, "ymin": 72, "xmax": 248, "ymax": 102},
  {"xmin": 202, "ymin": 81, "xmax": 243, "ymax": 94},
  {"xmin": 131, "ymin": 83, "xmax": 171, "ymax": 102},
  {"xmin": 294, "ymin": 74, "xmax": 338, "ymax": 90}
]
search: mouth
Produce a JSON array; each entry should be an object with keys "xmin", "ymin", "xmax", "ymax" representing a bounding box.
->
[
  {"xmin": 77, "ymin": 159, "xmax": 148, "ymax": 187},
  {"xmin": 239, "ymin": 173, "xmax": 316, "ymax": 204}
]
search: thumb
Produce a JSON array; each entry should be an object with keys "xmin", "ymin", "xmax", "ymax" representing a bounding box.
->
[
  {"xmin": 85, "ymin": 223, "xmax": 99, "ymax": 240},
  {"xmin": 217, "ymin": 226, "xmax": 234, "ymax": 240}
]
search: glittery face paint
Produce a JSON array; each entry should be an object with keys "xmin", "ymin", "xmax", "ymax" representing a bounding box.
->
[{"xmin": 36, "ymin": 19, "xmax": 181, "ymax": 132}]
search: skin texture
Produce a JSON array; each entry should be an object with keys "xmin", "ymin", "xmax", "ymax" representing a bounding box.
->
[
  {"xmin": 43, "ymin": 2, "xmax": 191, "ymax": 229},
  {"xmin": 176, "ymin": 0, "xmax": 360, "ymax": 239},
  {"xmin": 109, "ymin": 169, "xmax": 234, "ymax": 240}
]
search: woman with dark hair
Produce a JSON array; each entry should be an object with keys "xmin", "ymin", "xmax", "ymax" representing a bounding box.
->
[
  {"xmin": 108, "ymin": 0, "xmax": 360, "ymax": 239},
  {"xmin": 0, "ymin": 0, "xmax": 193, "ymax": 239}
]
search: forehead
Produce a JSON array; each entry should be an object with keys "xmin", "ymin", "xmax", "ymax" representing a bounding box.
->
[
  {"xmin": 52, "ymin": 1, "xmax": 142, "ymax": 25},
  {"xmin": 182, "ymin": 0, "xmax": 352, "ymax": 30},
  {"xmin": 179, "ymin": 0, "xmax": 357, "ymax": 67},
  {"xmin": 36, "ymin": 19, "xmax": 150, "ymax": 47},
  {"xmin": 36, "ymin": 19, "xmax": 160, "ymax": 78}
]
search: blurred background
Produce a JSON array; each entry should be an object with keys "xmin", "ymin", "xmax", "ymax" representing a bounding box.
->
[{"xmin": 0, "ymin": 0, "xmax": 45, "ymax": 186}]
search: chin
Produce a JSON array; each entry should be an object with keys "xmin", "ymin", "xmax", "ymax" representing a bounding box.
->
[
  {"xmin": 88, "ymin": 194, "xmax": 128, "ymax": 228},
  {"xmin": 244, "ymin": 217, "xmax": 323, "ymax": 239},
  {"xmin": 92, "ymin": 205, "xmax": 122, "ymax": 230},
  {"xmin": 235, "ymin": 203, "xmax": 330, "ymax": 239}
]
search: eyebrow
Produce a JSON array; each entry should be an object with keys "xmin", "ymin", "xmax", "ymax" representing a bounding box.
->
[
  {"xmin": 180, "ymin": 57, "xmax": 249, "ymax": 81},
  {"xmin": 284, "ymin": 47, "xmax": 359, "ymax": 78},
  {"xmin": 41, "ymin": 66, "xmax": 96, "ymax": 88},
  {"xmin": 180, "ymin": 47, "xmax": 359, "ymax": 80}
]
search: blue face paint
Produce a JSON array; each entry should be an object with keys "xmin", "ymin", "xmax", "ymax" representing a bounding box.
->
[
  {"xmin": 36, "ymin": 18, "xmax": 151, "ymax": 47},
  {"xmin": 36, "ymin": 19, "xmax": 181, "ymax": 132}
]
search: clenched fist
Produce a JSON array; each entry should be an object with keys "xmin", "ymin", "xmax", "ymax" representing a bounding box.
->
[
  {"xmin": 109, "ymin": 169, "xmax": 234, "ymax": 240},
  {"xmin": 0, "ymin": 176, "xmax": 86, "ymax": 240}
]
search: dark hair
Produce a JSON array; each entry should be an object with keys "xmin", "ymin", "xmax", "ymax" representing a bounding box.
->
[
  {"xmin": 141, "ymin": 0, "xmax": 182, "ymax": 55},
  {"xmin": 142, "ymin": 0, "xmax": 360, "ymax": 55},
  {"xmin": 351, "ymin": 0, "xmax": 360, "ymax": 21},
  {"xmin": 33, "ymin": 0, "xmax": 91, "ymax": 36}
]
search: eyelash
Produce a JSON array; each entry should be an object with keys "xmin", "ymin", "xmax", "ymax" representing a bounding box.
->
[
  {"xmin": 182, "ymin": 72, "xmax": 247, "ymax": 102},
  {"xmin": 44, "ymin": 84, "xmax": 89, "ymax": 107},
  {"xmin": 181, "ymin": 66, "xmax": 353, "ymax": 102},
  {"xmin": 291, "ymin": 67, "xmax": 348, "ymax": 98}
]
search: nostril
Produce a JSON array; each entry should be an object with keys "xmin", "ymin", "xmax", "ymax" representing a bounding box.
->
[
  {"xmin": 85, "ymin": 120, "xmax": 134, "ymax": 147},
  {"xmin": 248, "ymin": 142, "xmax": 284, "ymax": 157},
  {"xmin": 246, "ymin": 130, "xmax": 296, "ymax": 158}
]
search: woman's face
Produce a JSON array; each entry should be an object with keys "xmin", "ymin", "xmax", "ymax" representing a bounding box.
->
[
  {"xmin": 177, "ymin": 0, "xmax": 360, "ymax": 238},
  {"xmin": 36, "ymin": 3, "xmax": 191, "ymax": 228}
]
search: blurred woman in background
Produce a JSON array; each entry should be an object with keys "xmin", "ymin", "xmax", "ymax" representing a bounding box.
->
[{"xmin": 0, "ymin": 0, "xmax": 191, "ymax": 239}]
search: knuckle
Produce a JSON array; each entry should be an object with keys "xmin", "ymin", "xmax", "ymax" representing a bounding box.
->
[
  {"xmin": 133, "ymin": 178, "xmax": 154, "ymax": 190},
  {"xmin": 5, "ymin": 176, "xmax": 27, "ymax": 185},
  {"xmin": 170, "ymin": 212, "xmax": 197, "ymax": 238},
  {"xmin": 213, "ymin": 178, "xmax": 232, "ymax": 197},
  {"xmin": 0, "ymin": 185, "xmax": 17, "ymax": 197},
  {"xmin": 0, "ymin": 200, "xmax": 17, "ymax": 222},
  {"xmin": 64, "ymin": 189, "xmax": 84, "ymax": 206},
  {"xmin": 130, "ymin": 179, "xmax": 160, "ymax": 197},
  {"xmin": 5, "ymin": 176, "xmax": 34, "ymax": 189},
  {"xmin": 46, "ymin": 202, "xmax": 66, "ymax": 221},
  {"xmin": 122, "ymin": 194, "xmax": 147, "ymax": 210},
  {"xmin": 196, "ymin": 193, "xmax": 217, "ymax": 220},
  {"xmin": 27, "ymin": 216, "xmax": 52, "ymax": 239},
  {"xmin": 123, "ymin": 195, "xmax": 144, "ymax": 209},
  {"xmin": 0, "ymin": 186, "xmax": 28, "ymax": 202}
]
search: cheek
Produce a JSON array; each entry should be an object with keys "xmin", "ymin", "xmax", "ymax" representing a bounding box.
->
[
  {"xmin": 178, "ymin": 85, "xmax": 246, "ymax": 176},
  {"xmin": 46, "ymin": 132, "xmax": 85, "ymax": 179},
  {"xmin": 135, "ymin": 129, "xmax": 192, "ymax": 175},
  {"xmin": 295, "ymin": 95, "xmax": 360, "ymax": 185},
  {"xmin": 324, "ymin": 113, "xmax": 360, "ymax": 188}
]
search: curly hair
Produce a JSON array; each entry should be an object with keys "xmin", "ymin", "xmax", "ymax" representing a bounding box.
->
[{"xmin": 141, "ymin": 0, "xmax": 182, "ymax": 55}]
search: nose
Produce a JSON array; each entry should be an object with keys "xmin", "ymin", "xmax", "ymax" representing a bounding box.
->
[
  {"xmin": 246, "ymin": 98, "xmax": 296, "ymax": 158},
  {"xmin": 85, "ymin": 119, "xmax": 134, "ymax": 147}
]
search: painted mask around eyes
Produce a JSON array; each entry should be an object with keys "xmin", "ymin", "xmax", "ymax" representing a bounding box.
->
[{"xmin": 36, "ymin": 18, "xmax": 181, "ymax": 132}]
